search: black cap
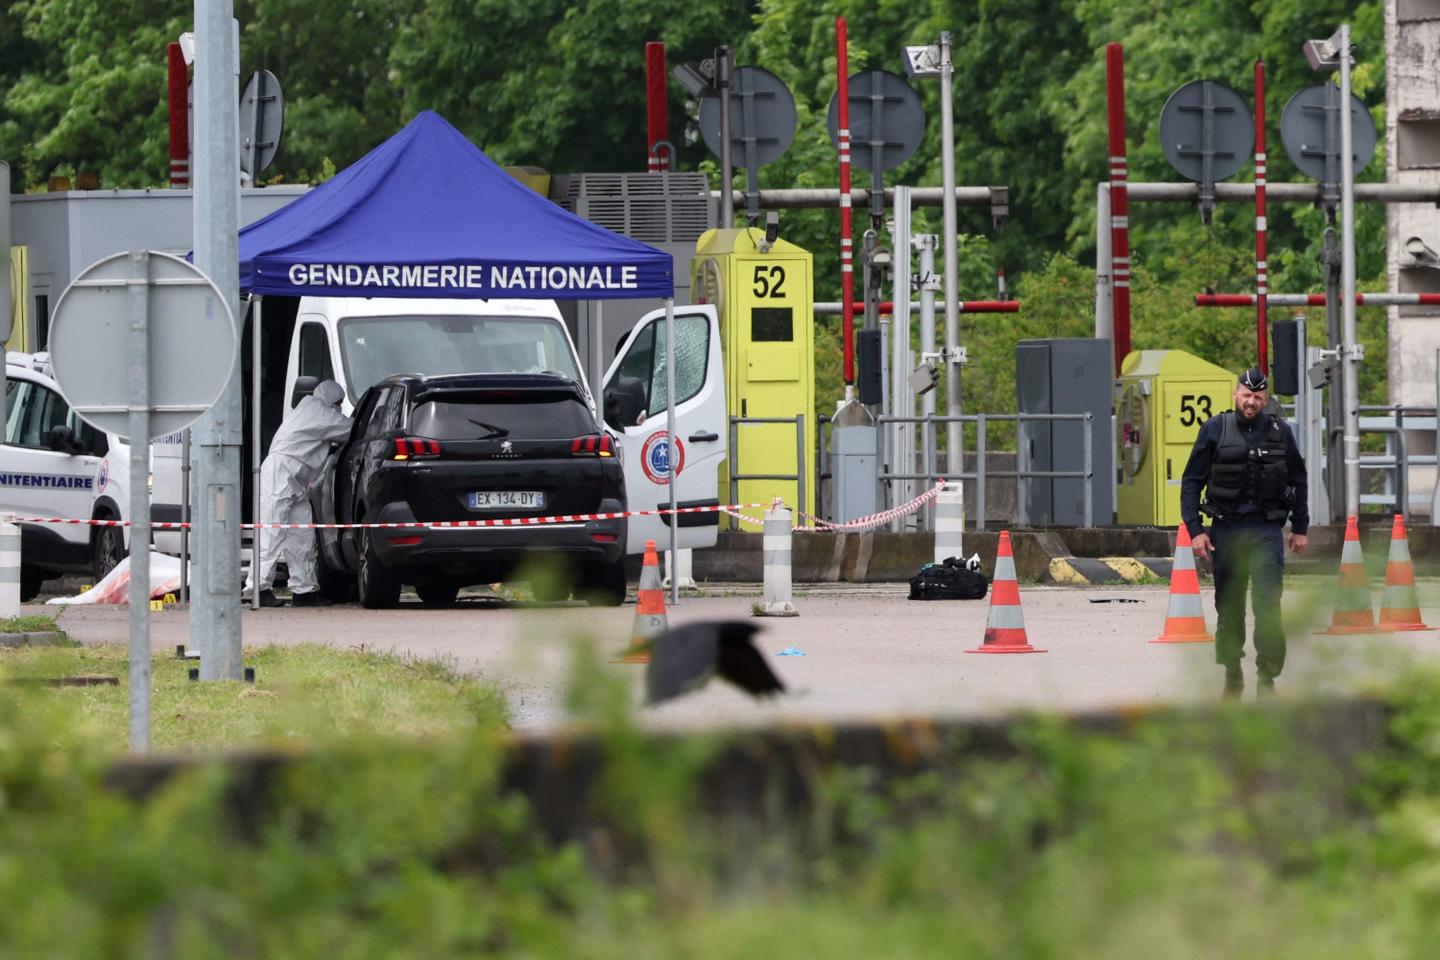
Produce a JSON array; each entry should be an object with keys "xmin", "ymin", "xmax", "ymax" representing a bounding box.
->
[{"xmin": 1239, "ymin": 367, "xmax": 1268, "ymax": 391}]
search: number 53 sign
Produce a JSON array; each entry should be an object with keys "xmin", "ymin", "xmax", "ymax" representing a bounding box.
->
[{"xmin": 1165, "ymin": 388, "xmax": 1223, "ymax": 432}]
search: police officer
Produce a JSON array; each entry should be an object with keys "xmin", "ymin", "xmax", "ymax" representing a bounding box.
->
[{"xmin": 1180, "ymin": 366, "xmax": 1309, "ymax": 698}]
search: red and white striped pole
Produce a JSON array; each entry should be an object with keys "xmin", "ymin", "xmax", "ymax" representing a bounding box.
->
[
  {"xmin": 1105, "ymin": 43, "xmax": 1131, "ymax": 375},
  {"xmin": 645, "ymin": 42, "xmax": 668, "ymax": 172},
  {"xmin": 1196, "ymin": 293, "xmax": 1440, "ymax": 308},
  {"xmin": 837, "ymin": 17, "xmax": 856, "ymax": 387},
  {"xmin": 167, "ymin": 42, "xmax": 189, "ymax": 188},
  {"xmin": 1254, "ymin": 59, "xmax": 1269, "ymax": 374}
]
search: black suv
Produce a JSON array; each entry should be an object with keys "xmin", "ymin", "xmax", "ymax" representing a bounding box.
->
[{"xmin": 312, "ymin": 373, "xmax": 627, "ymax": 607}]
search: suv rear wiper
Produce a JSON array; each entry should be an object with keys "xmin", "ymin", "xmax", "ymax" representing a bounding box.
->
[{"xmin": 467, "ymin": 418, "xmax": 510, "ymax": 440}]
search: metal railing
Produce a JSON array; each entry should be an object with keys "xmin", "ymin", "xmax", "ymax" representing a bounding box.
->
[
  {"xmin": 728, "ymin": 414, "xmax": 807, "ymax": 520},
  {"xmin": 1351, "ymin": 404, "xmax": 1439, "ymax": 521},
  {"xmin": 874, "ymin": 413, "xmax": 1095, "ymax": 529}
]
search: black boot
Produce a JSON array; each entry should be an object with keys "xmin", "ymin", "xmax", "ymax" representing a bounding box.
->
[
  {"xmin": 1222, "ymin": 666, "xmax": 1244, "ymax": 701},
  {"xmin": 291, "ymin": 591, "xmax": 334, "ymax": 608},
  {"xmin": 255, "ymin": 589, "xmax": 285, "ymax": 608},
  {"xmin": 1257, "ymin": 674, "xmax": 1277, "ymax": 699}
]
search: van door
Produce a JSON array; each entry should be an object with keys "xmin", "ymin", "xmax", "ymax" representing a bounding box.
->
[{"xmin": 603, "ymin": 305, "xmax": 725, "ymax": 554}]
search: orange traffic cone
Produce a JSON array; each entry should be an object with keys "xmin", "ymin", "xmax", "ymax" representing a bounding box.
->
[
  {"xmin": 1319, "ymin": 516, "xmax": 1384, "ymax": 634},
  {"xmin": 1378, "ymin": 514, "xmax": 1433, "ymax": 632},
  {"xmin": 615, "ymin": 540, "xmax": 667, "ymax": 663},
  {"xmin": 967, "ymin": 530, "xmax": 1045, "ymax": 654},
  {"xmin": 1153, "ymin": 524, "xmax": 1214, "ymax": 644}
]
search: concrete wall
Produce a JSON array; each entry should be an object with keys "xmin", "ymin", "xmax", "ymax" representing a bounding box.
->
[
  {"xmin": 9, "ymin": 186, "xmax": 308, "ymax": 348},
  {"xmin": 1386, "ymin": 0, "xmax": 1440, "ymax": 516}
]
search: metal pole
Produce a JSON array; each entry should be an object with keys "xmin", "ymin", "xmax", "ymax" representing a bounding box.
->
[
  {"xmin": 1254, "ymin": 60, "xmax": 1270, "ymax": 374},
  {"xmin": 892, "ymin": 186, "xmax": 913, "ymax": 518},
  {"xmin": 250, "ymin": 294, "xmax": 261, "ymax": 610},
  {"xmin": 1433, "ymin": 349, "xmax": 1439, "ymax": 526},
  {"xmin": 1339, "ymin": 24, "xmax": 1361, "ymax": 518},
  {"xmin": 179, "ymin": 428, "xmax": 190, "ymax": 605},
  {"xmin": 939, "ymin": 32, "xmax": 963, "ymax": 474},
  {"xmin": 664, "ymin": 297, "xmax": 678, "ymax": 605},
  {"xmin": 591, "ymin": 301, "xmax": 604, "ymax": 409},
  {"xmin": 795, "ymin": 414, "xmax": 806, "ymax": 521},
  {"xmin": 1083, "ymin": 414, "xmax": 1094, "ymax": 528},
  {"xmin": 1106, "ymin": 43, "xmax": 1132, "ymax": 374},
  {"xmin": 718, "ymin": 46, "xmax": 734, "ymax": 230},
  {"xmin": 191, "ymin": 1, "xmax": 245, "ymax": 681},
  {"xmin": 1095, "ymin": 182, "xmax": 1113, "ymax": 341},
  {"xmin": 126, "ymin": 251, "xmax": 152, "ymax": 754},
  {"xmin": 836, "ymin": 17, "xmax": 856, "ymax": 389},
  {"xmin": 729, "ymin": 416, "xmax": 739, "ymax": 508},
  {"xmin": 1, "ymin": 161, "xmax": 9, "ymax": 436},
  {"xmin": 975, "ymin": 414, "xmax": 987, "ymax": 531}
]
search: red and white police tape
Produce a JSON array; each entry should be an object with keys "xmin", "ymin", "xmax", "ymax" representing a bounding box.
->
[
  {"xmin": 2, "ymin": 501, "xmax": 766, "ymax": 531},
  {"xmin": 723, "ymin": 481, "xmax": 947, "ymax": 533}
]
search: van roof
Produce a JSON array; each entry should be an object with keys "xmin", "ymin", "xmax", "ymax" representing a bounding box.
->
[{"xmin": 297, "ymin": 296, "xmax": 563, "ymax": 320}]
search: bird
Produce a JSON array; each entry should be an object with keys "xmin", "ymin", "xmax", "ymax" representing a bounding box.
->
[{"xmin": 645, "ymin": 620, "xmax": 786, "ymax": 706}]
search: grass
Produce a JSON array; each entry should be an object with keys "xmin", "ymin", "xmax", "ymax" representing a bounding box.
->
[
  {"xmin": 0, "ymin": 613, "xmax": 65, "ymax": 634},
  {"xmin": 0, "ymin": 642, "xmax": 509, "ymax": 752}
]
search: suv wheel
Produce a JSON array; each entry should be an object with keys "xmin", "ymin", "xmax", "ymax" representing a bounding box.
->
[
  {"xmin": 357, "ymin": 526, "xmax": 401, "ymax": 609},
  {"xmin": 19, "ymin": 565, "xmax": 44, "ymax": 603},
  {"xmin": 416, "ymin": 581, "xmax": 461, "ymax": 607},
  {"xmin": 581, "ymin": 561, "xmax": 627, "ymax": 607},
  {"xmin": 92, "ymin": 520, "xmax": 125, "ymax": 582},
  {"xmin": 314, "ymin": 529, "xmax": 355, "ymax": 603}
]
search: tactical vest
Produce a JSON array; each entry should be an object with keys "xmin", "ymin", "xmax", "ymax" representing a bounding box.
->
[{"xmin": 1206, "ymin": 412, "xmax": 1290, "ymax": 519}]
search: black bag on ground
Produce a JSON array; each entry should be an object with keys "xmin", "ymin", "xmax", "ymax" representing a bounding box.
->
[{"xmin": 907, "ymin": 557, "xmax": 989, "ymax": 601}]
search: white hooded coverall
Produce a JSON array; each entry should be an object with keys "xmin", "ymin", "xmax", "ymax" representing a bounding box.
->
[{"xmin": 246, "ymin": 380, "xmax": 352, "ymax": 596}]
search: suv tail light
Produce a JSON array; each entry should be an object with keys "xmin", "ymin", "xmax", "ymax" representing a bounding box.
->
[
  {"xmin": 570, "ymin": 434, "xmax": 614, "ymax": 458},
  {"xmin": 393, "ymin": 437, "xmax": 442, "ymax": 460}
]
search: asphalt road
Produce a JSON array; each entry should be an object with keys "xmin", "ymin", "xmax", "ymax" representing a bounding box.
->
[{"xmin": 39, "ymin": 577, "xmax": 1440, "ymax": 732}]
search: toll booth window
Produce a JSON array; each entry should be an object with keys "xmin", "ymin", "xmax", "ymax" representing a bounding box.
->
[
  {"xmin": 298, "ymin": 323, "xmax": 335, "ymax": 381},
  {"xmin": 751, "ymin": 307, "xmax": 793, "ymax": 343}
]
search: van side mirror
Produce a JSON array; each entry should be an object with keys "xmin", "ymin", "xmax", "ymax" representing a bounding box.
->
[
  {"xmin": 604, "ymin": 376, "xmax": 645, "ymax": 430},
  {"xmin": 291, "ymin": 376, "xmax": 320, "ymax": 407},
  {"xmin": 46, "ymin": 424, "xmax": 84, "ymax": 455}
]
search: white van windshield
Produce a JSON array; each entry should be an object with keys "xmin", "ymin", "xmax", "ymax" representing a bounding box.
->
[{"xmin": 337, "ymin": 314, "xmax": 582, "ymax": 402}]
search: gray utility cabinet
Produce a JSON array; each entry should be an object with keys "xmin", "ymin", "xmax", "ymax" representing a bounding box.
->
[{"xmin": 1015, "ymin": 338, "xmax": 1115, "ymax": 525}]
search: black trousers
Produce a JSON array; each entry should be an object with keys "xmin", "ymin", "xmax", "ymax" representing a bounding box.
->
[{"xmin": 1210, "ymin": 518, "xmax": 1286, "ymax": 679}]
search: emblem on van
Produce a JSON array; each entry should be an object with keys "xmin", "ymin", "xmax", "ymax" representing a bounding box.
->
[{"xmin": 500, "ymin": 440, "xmax": 513, "ymax": 454}]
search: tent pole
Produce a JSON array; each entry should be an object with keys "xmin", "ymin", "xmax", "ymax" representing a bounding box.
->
[
  {"xmin": 665, "ymin": 297, "xmax": 678, "ymax": 605},
  {"xmin": 591, "ymin": 300, "xmax": 604, "ymax": 409},
  {"xmin": 251, "ymin": 294, "xmax": 262, "ymax": 611}
]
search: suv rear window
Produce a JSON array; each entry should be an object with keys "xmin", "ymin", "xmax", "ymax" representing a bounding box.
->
[{"xmin": 409, "ymin": 398, "xmax": 596, "ymax": 441}]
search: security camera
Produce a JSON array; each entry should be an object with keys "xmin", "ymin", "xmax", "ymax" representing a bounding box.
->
[
  {"xmin": 1303, "ymin": 37, "xmax": 1339, "ymax": 72},
  {"xmin": 1406, "ymin": 236, "xmax": 1440, "ymax": 268},
  {"xmin": 758, "ymin": 210, "xmax": 780, "ymax": 252},
  {"xmin": 909, "ymin": 363, "xmax": 939, "ymax": 395}
]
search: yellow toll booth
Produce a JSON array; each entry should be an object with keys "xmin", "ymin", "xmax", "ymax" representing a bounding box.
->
[
  {"xmin": 1115, "ymin": 349, "xmax": 1235, "ymax": 526},
  {"xmin": 692, "ymin": 228, "xmax": 815, "ymax": 523}
]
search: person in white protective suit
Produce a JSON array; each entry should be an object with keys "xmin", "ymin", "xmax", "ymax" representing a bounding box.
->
[{"xmin": 245, "ymin": 380, "xmax": 352, "ymax": 607}]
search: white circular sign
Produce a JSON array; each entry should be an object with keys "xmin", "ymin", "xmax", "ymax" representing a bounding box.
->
[{"xmin": 48, "ymin": 250, "xmax": 237, "ymax": 440}]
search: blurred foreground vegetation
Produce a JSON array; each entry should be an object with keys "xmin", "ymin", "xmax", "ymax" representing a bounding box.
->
[{"xmin": 3, "ymin": 635, "xmax": 1440, "ymax": 957}]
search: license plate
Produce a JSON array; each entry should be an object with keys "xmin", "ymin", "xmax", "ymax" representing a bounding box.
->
[{"xmin": 467, "ymin": 490, "xmax": 545, "ymax": 510}]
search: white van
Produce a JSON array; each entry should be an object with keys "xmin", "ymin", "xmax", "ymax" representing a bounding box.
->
[
  {"xmin": 278, "ymin": 297, "xmax": 727, "ymax": 554},
  {"xmin": 1, "ymin": 353, "xmax": 184, "ymax": 599}
]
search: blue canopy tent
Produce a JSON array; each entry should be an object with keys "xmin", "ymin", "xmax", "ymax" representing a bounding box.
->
[
  {"xmin": 237, "ymin": 110, "xmax": 673, "ymax": 300},
  {"xmin": 233, "ymin": 110, "xmax": 686, "ymax": 605}
]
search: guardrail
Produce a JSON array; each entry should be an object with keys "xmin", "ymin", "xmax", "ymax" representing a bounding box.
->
[
  {"xmin": 875, "ymin": 413, "xmax": 1095, "ymax": 530},
  {"xmin": 728, "ymin": 414, "xmax": 807, "ymax": 522},
  {"xmin": 1352, "ymin": 404, "xmax": 1439, "ymax": 521}
]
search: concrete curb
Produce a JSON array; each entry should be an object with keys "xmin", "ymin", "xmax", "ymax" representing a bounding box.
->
[
  {"xmin": 0, "ymin": 631, "xmax": 70, "ymax": 648},
  {"xmin": 1047, "ymin": 557, "xmax": 1173, "ymax": 585}
]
